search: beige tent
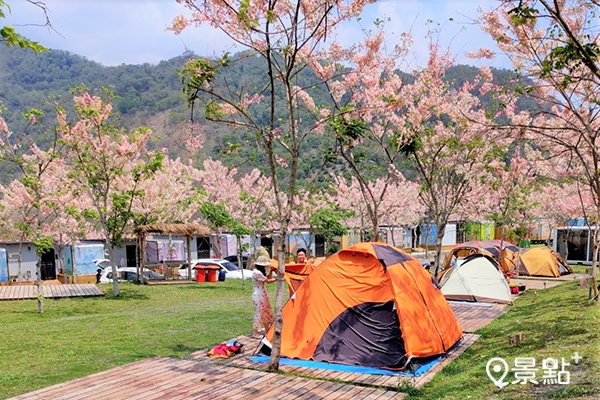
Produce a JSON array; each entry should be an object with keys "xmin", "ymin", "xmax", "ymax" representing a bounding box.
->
[
  {"xmin": 442, "ymin": 240, "xmax": 518, "ymax": 275},
  {"xmin": 518, "ymin": 247, "xmax": 572, "ymax": 277},
  {"xmin": 439, "ymin": 254, "xmax": 512, "ymax": 304}
]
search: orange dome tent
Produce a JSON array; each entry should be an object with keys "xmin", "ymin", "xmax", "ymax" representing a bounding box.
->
[
  {"xmin": 260, "ymin": 242, "xmax": 462, "ymax": 370},
  {"xmin": 282, "ymin": 262, "xmax": 315, "ymax": 296}
]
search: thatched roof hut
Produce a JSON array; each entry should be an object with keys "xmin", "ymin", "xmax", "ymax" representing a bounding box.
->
[
  {"xmin": 136, "ymin": 223, "xmax": 211, "ymax": 283},
  {"xmin": 135, "ymin": 223, "xmax": 211, "ymax": 236}
]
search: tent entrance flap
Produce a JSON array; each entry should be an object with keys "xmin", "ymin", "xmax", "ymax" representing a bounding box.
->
[{"xmin": 313, "ymin": 301, "xmax": 407, "ymax": 369}]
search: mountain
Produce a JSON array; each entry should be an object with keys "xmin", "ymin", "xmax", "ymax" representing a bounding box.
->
[{"xmin": 0, "ymin": 46, "xmax": 539, "ymax": 186}]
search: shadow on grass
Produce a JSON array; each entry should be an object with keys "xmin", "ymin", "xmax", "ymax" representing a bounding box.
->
[
  {"xmin": 171, "ymin": 344, "xmax": 201, "ymax": 354},
  {"xmin": 176, "ymin": 284, "xmax": 250, "ymax": 293},
  {"xmin": 103, "ymin": 290, "xmax": 150, "ymax": 301}
]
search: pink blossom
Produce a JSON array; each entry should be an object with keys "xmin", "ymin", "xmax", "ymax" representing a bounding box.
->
[
  {"xmin": 465, "ymin": 48, "xmax": 495, "ymax": 59},
  {"xmin": 169, "ymin": 15, "xmax": 190, "ymax": 35}
]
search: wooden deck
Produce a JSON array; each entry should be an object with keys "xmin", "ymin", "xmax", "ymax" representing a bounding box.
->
[
  {"xmin": 0, "ymin": 284, "xmax": 104, "ymax": 301},
  {"xmin": 513, "ymin": 277, "xmax": 571, "ymax": 290},
  {"xmin": 449, "ymin": 302, "xmax": 508, "ymax": 333},
  {"xmin": 515, "ymin": 273, "xmax": 581, "ymax": 282},
  {"xmin": 187, "ymin": 332, "xmax": 480, "ymax": 390},
  {"xmin": 8, "ymin": 297, "xmax": 509, "ymax": 399},
  {"xmin": 8, "ymin": 357, "xmax": 405, "ymax": 400}
]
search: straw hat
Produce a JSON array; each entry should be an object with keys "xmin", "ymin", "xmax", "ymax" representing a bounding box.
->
[{"xmin": 255, "ymin": 255, "xmax": 271, "ymax": 266}]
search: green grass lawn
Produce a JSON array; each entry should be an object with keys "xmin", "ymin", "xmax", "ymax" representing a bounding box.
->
[
  {"xmin": 0, "ymin": 280, "xmax": 273, "ymax": 400},
  {"xmin": 1, "ymin": 269, "xmax": 598, "ymax": 400},
  {"xmin": 413, "ymin": 266, "xmax": 600, "ymax": 399}
]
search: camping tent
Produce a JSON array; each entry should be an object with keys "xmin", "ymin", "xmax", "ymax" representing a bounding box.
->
[
  {"xmin": 282, "ymin": 262, "xmax": 315, "ymax": 297},
  {"xmin": 442, "ymin": 239, "xmax": 518, "ymax": 275},
  {"xmin": 259, "ymin": 242, "xmax": 462, "ymax": 370},
  {"xmin": 438, "ymin": 254, "xmax": 512, "ymax": 304},
  {"xmin": 518, "ymin": 247, "xmax": 573, "ymax": 277}
]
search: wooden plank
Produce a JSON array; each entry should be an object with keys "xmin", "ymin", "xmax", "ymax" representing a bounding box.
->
[
  {"xmin": 103, "ymin": 359, "xmax": 229, "ymax": 400},
  {"xmin": 227, "ymin": 372, "xmax": 302, "ymax": 400},
  {"xmin": 118, "ymin": 360, "xmax": 227, "ymax": 400},
  {"xmin": 322, "ymin": 384, "xmax": 366, "ymax": 400},
  {"xmin": 366, "ymin": 390, "xmax": 405, "ymax": 400},
  {"xmin": 194, "ymin": 367, "xmax": 268, "ymax": 397},
  {"xmin": 218, "ymin": 369, "xmax": 281, "ymax": 400},
  {"xmin": 9, "ymin": 357, "xmax": 167, "ymax": 400},
  {"xmin": 47, "ymin": 357, "xmax": 175, "ymax": 400},
  {"xmin": 100, "ymin": 360, "xmax": 201, "ymax": 400},
  {"xmin": 287, "ymin": 379, "xmax": 338, "ymax": 400},
  {"xmin": 293, "ymin": 380, "xmax": 341, "ymax": 399},
  {"xmin": 123, "ymin": 361, "xmax": 208, "ymax": 400}
]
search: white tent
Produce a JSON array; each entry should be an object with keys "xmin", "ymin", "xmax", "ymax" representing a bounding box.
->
[{"xmin": 438, "ymin": 254, "xmax": 512, "ymax": 304}]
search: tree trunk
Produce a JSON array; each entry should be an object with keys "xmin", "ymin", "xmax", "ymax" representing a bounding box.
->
[
  {"xmin": 237, "ymin": 235, "xmax": 245, "ymax": 290},
  {"xmin": 17, "ymin": 241, "xmax": 23, "ymax": 284},
  {"xmin": 499, "ymin": 225, "xmax": 506, "ymax": 274},
  {"xmin": 371, "ymin": 212, "xmax": 380, "ymax": 242},
  {"xmin": 214, "ymin": 233, "xmax": 223, "ymax": 259},
  {"xmin": 186, "ymin": 234, "xmax": 192, "ymax": 283},
  {"xmin": 36, "ymin": 256, "xmax": 44, "ymax": 314},
  {"xmin": 109, "ymin": 243, "xmax": 119, "ymax": 297},
  {"xmin": 268, "ymin": 231, "xmax": 287, "ymax": 372},
  {"xmin": 590, "ymin": 227, "xmax": 599, "ymax": 300},
  {"xmin": 433, "ymin": 223, "xmax": 446, "ymax": 280}
]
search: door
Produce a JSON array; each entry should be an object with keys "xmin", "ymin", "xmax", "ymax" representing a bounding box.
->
[
  {"xmin": 260, "ymin": 237, "xmax": 273, "ymax": 257},
  {"xmin": 197, "ymin": 236, "xmax": 211, "ymax": 258},
  {"xmin": 40, "ymin": 248, "xmax": 56, "ymax": 280},
  {"xmin": 315, "ymin": 234, "xmax": 325, "ymax": 257},
  {"xmin": 126, "ymin": 245, "xmax": 137, "ymax": 268}
]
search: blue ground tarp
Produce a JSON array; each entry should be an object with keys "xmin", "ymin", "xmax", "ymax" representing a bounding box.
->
[{"xmin": 249, "ymin": 355, "xmax": 442, "ymax": 377}]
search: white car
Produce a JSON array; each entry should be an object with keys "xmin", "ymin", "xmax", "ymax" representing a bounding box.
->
[
  {"xmin": 93, "ymin": 259, "xmax": 112, "ymax": 270},
  {"xmin": 178, "ymin": 259, "xmax": 252, "ymax": 280},
  {"xmin": 99, "ymin": 267, "xmax": 164, "ymax": 283}
]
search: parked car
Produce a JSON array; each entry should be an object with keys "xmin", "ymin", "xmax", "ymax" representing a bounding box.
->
[
  {"xmin": 93, "ymin": 259, "xmax": 111, "ymax": 270},
  {"xmin": 178, "ymin": 259, "xmax": 252, "ymax": 280},
  {"xmin": 99, "ymin": 267, "xmax": 164, "ymax": 283},
  {"xmin": 223, "ymin": 254, "xmax": 249, "ymax": 269}
]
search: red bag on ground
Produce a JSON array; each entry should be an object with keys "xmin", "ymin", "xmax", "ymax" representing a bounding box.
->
[{"xmin": 207, "ymin": 340, "xmax": 243, "ymax": 359}]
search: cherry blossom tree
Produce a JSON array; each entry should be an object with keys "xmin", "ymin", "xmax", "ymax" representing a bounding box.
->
[
  {"xmin": 235, "ymin": 168, "xmax": 277, "ymax": 253},
  {"xmin": 330, "ymin": 174, "xmax": 372, "ymax": 239},
  {"xmin": 329, "ymin": 173, "xmax": 423, "ymax": 245},
  {"xmin": 0, "ymin": 107, "xmax": 72, "ymax": 313},
  {"xmin": 479, "ymin": 144, "xmax": 542, "ymax": 241},
  {"xmin": 325, "ymin": 27, "xmax": 417, "ymax": 242},
  {"xmin": 57, "ymin": 90, "xmax": 163, "ymax": 297},
  {"xmin": 533, "ymin": 180, "xmax": 596, "ymax": 258},
  {"xmin": 401, "ymin": 47, "xmax": 500, "ymax": 277},
  {"xmin": 171, "ymin": 0, "xmax": 377, "ymax": 370},
  {"xmin": 378, "ymin": 178, "xmax": 424, "ymax": 246},
  {"xmin": 291, "ymin": 190, "xmax": 352, "ymax": 255},
  {"xmin": 133, "ymin": 156, "xmax": 200, "ymax": 225},
  {"xmin": 193, "ymin": 159, "xmax": 241, "ymax": 256},
  {"xmin": 478, "ymin": 0, "xmax": 600, "ymax": 290}
]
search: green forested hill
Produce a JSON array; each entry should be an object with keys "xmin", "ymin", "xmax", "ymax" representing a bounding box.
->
[{"xmin": 0, "ymin": 45, "xmax": 537, "ymax": 186}]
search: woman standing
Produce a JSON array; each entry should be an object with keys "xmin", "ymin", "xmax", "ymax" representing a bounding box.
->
[{"xmin": 252, "ymin": 255, "xmax": 276, "ymax": 338}]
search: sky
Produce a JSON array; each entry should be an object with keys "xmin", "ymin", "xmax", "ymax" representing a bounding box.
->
[{"xmin": 4, "ymin": 0, "xmax": 510, "ymax": 69}]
